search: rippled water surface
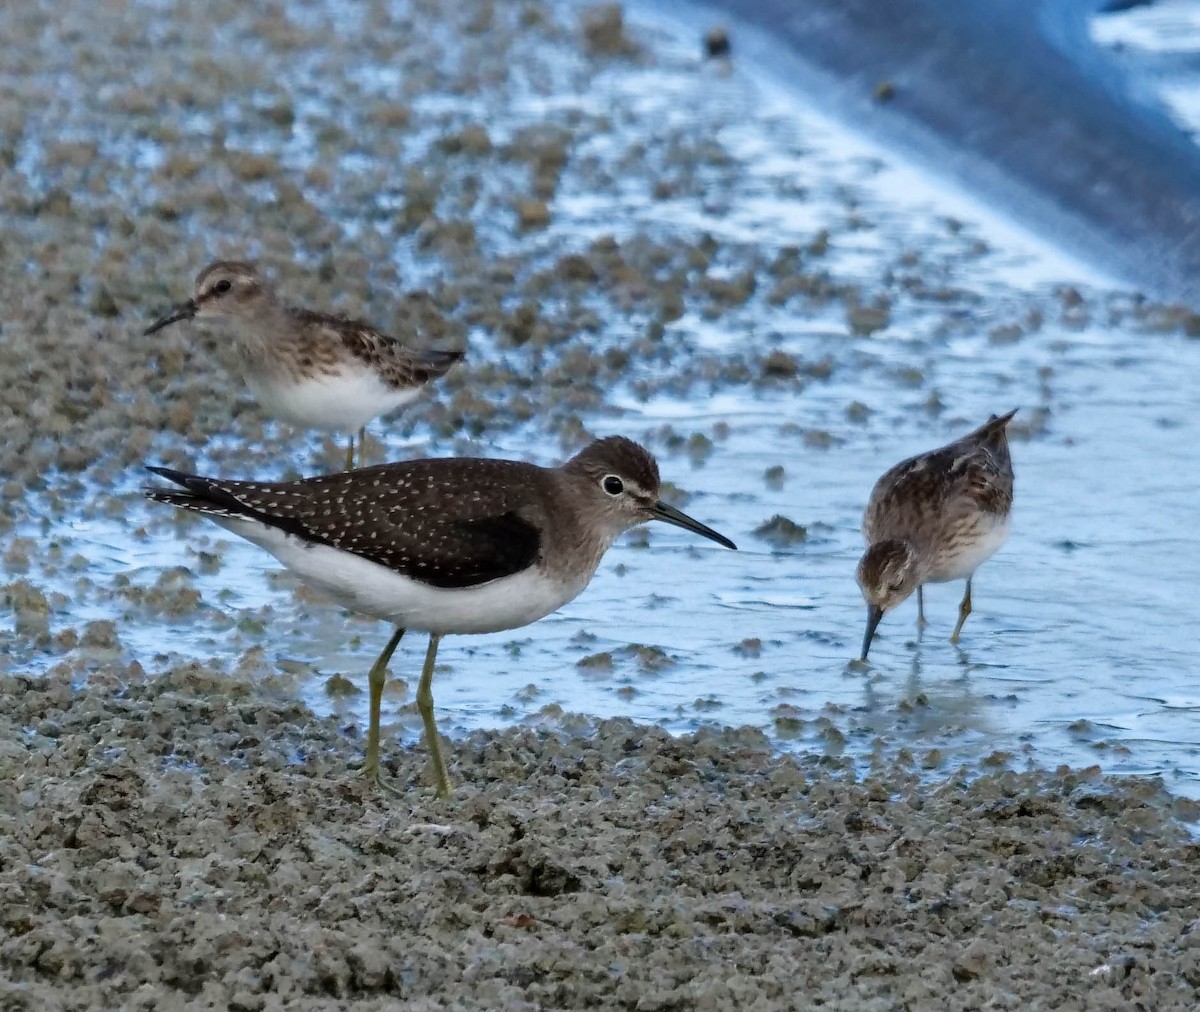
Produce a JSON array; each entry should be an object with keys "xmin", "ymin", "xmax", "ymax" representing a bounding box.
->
[{"xmin": 9, "ymin": 4, "xmax": 1200, "ymax": 801}]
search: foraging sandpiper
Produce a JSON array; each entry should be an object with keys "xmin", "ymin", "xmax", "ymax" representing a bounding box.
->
[
  {"xmin": 856, "ymin": 410, "xmax": 1017, "ymax": 659},
  {"xmin": 144, "ymin": 436, "xmax": 736, "ymax": 797},
  {"xmin": 144, "ymin": 260, "xmax": 463, "ymax": 470}
]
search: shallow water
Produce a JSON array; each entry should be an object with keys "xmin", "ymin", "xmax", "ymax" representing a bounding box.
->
[
  {"xmin": 1092, "ymin": 0, "xmax": 1200, "ymax": 137},
  {"xmin": 8, "ymin": 4, "xmax": 1200, "ymax": 802},
  {"xmin": 40, "ymin": 312, "xmax": 1200, "ymax": 801}
]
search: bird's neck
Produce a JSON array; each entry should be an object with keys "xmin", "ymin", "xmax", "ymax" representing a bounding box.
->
[
  {"xmin": 537, "ymin": 475, "xmax": 623, "ymax": 587},
  {"xmin": 542, "ymin": 526, "xmax": 614, "ymax": 588},
  {"xmin": 230, "ymin": 301, "xmax": 295, "ymax": 368}
]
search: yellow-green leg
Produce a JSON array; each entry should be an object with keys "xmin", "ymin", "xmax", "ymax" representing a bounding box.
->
[
  {"xmin": 417, "ymin": 633, "xmax": 452, "ymax": 799},
  {"xmin": 917, "ymin": 586, "xmax": 927, "ymax": 631},
  {"xmin": 344, "ymin": 433, "xmax": 356, "ymax": 472},
  {"xmin": 357, "ymin": 425, "xmax": 367, "ymax": 468},
  {"xmin": 950, "ymin": 578, "xmax": 972, "ymax": 643},
  {"xmin": 364, "ymin": 627, "xmax": 406, "ymax": 793}
]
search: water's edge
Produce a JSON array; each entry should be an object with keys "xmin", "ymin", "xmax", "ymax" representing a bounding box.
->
[{"xmin": 674, "ymin": 0, "xmax": 1200, "ymax": 302}]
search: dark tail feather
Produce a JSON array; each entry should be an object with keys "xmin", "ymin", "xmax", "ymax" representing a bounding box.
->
[
  {"xmin": 145, "ymin": 464, "xmax": 202, "ymax": 489},
  {"xmin": 143, "ymin": 466, "xmax": 255, "ymax": 518},
  {"xmin": 413, "ymin": 347, "xmax": 465, "ymax": 380},
  {"xmin": 144, "ymin": 466, "xmax": 310, "ymax": 538},
  {"xmin": 971, "ymin": 409, "xmax": 1018, "ymax": 471},
  {"xmin": 976, "ymin": 408, "xmax": 1018, "ymax": 444},
  {"xmin": 144, "ymin": 488, "xmax": 205, "ymax": 510}
]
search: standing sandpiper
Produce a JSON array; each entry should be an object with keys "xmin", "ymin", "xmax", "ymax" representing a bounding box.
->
[
  {"xmin": 144, "ymin": 436, "xmax": 736, "ymax": 798},
  {"xmin": 856, "ymin": 410, "xmax": 1017, "ymax": 659},
  {"xmin": 144, "ymin": 260, "xmax": 463, "ymax": 470}
]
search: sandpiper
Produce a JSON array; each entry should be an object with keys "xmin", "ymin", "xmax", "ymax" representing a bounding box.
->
[
  {"xmin": 144, "ymin": 260, "xmax": 463, "ymax": 470},
  {"xmin": 144, "ymin": 436, "xmax": 736, "ymax": 798},
  {"xmin": 856, "ymin": 410, "xmax": 1017, "ymax": 660}
]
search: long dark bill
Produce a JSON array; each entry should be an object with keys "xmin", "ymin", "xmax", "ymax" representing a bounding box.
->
[
  {"xmin": 651, "ymin": 501, "xmax": 737, "ymax": 550},
  {"xmin": 860, "ymin": 604, "xmax": 884, "ymax": 661},
  {"xmin": 144, "ymin": 298, "xmax": 198, "ymax": 336}
]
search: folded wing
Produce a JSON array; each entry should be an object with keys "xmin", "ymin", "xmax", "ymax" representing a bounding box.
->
[{"xmin": 145, "ymin": 463, "xmax": 540, "ymax": 589}]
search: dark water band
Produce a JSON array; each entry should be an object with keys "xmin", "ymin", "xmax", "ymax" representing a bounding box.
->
[{"xmin": 696, "ymin": 0, "xmax": 1200, "ymax": 301}]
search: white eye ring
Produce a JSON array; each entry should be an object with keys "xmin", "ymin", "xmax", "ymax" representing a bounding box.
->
[{"xmin": 602, "ymin": 474, "xmax": 624, "ymax": 496}]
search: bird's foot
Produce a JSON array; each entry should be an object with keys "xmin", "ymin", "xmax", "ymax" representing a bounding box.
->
[{"xmin": 361, "ymin": 761, "xmax": 405, "ymax": 799}]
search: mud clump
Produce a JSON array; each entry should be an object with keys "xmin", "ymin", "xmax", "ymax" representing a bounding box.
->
[
  {"xmin": 754, "ymin": 514, "xmax": 808, "ymax": 549},
  {"xmin": 582, "ymin": 3, "xmax": 637, "ymax": 57},
  {"xmin": 704, "ymin": 26, "xmax": 732, "ymax": 60},
  {"xmin": 2, "ymin": 671, "xmax": 1199, "ymax": 1009}
]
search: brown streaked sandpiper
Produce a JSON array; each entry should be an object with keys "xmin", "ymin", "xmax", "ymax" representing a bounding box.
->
[
  {"xmin": 856, "ymin": 410, "xmax": 1017, "ymax": 660},
  {"xmin": 144, "ymin": 436, "xmax": 736, "ymax": 798},
  {"xmin": 144, "ymin": 260, "xmax": 463, "ymax": 470}
]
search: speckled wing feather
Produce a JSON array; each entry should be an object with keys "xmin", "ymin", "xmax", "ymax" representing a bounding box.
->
[
  {"xmin": 863, "ymin": 417, "xmax": 1014, "ymax": 545},
  {"xmin": 955, "ymin": 449, "xmax": 1013, "ymax": 515},
  {"xmin": 145, "ymin": 462, "xmax": 540, "ymax": 589},
  {"xmin": 291, "ymin": 309, "xmax": 464, "ymax": 389}
]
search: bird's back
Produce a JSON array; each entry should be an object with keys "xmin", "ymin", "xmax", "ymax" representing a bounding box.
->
[
  {"xmin": 863, "ymin": 413, "xmax": 1015, "ymax": 551},
  {"xmin": 148, "ymin": 457, "xmax": 557, "ymax": 589},
  {"xmin": 288, "ymin": 307, "xmax": 463, "ymax": 389}
]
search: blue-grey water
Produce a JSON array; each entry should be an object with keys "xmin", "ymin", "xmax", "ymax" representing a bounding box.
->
[{"xmin": 690, "ymin": 0, "xmax": 1200, "ymax": 301}]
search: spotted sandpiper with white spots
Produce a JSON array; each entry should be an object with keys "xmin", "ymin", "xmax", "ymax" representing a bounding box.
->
[
  {"xmin": 144, "ymin": 260, "xmax": 463, "ymax": 470},
  {"xmin": 856, "ymin": 410, "xmax": 1016, "ymax": 660},
  {"xmin": 144, "ymin": 436, "xmax": 736, "ymax": 798}
]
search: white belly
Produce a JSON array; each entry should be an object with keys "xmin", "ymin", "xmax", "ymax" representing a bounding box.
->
[
  {"xmin": 928, "ymin": 513, "xmax": 1011, "ymax": 583},
  {"xmin": 247, "ymin": 370, "xmax": 418, "ymax": 433},
  {"xmin": 217, "ymin": 517, "xmax": 591, "ymax": 635}
]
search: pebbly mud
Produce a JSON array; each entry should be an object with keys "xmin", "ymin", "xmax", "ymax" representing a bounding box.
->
[
  {"xmin": 2, "ymin": 668, "xmax": 1199, "ymax": 1010},
  {"xmin": 2, "ymin": 0, "xmax": 1200, "ymax": 1007}
]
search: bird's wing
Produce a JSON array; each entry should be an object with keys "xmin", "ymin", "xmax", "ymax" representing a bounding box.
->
[
  {"xmin": 949, "ymin": 446, "xmax": 1014, "ymax": 517},
  {"xmin": 293, "ymin": 309, "xmax": 464, "ymax": 389},
  {"xmin": 145, "ymin": 461, "xmax": 540, "ymax": 589},
  {"xmin": 862, "ymin": 448, "xmax": 957, "ymax": 544},
  {"xmin": 863, "ymin": 438, "xmax": 1010, "ymax": 540}
]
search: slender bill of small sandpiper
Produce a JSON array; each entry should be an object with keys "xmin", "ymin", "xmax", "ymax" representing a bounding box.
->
[
  {"xmin": 144, "ymin": 436, "xmax": 736, "ymax": 798},
  {"xmin": 144, "ymin": 260, "xmax": 463, "ymax": 470},
  {"xmin": 856, "ymin": 409, "xmax": 1017, "ymax": 660}
]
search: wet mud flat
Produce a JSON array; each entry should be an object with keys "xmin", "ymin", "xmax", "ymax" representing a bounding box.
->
[
  {"xmin": 2, "ymin": 668, "xmax": 1199, "ymax": 1010},
  {"xmin": 3, "ymin": 0, "xmax": 1200, "ymax": 1007}
]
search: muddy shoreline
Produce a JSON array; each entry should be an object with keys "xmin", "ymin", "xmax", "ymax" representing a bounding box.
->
[
  {"xmin": 3, "ymin": 669, "xmax": 1200, "ymax": 1009},
  {"xmin": 3, "ymin": 0, "xmax": 1200, "ymax": 1006}
]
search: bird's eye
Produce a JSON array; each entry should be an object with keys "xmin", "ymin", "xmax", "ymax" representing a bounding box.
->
[
  {"xmin": 602, "ymin": 475, "xmax": 624, "ymax": 496},
  {"xmin": 214, "ymin": 279, "xmax": 233, "ymax": 294},
  {"xmin": 888, "ymin": 580, "xmax": 904, "ymax": 593}
]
